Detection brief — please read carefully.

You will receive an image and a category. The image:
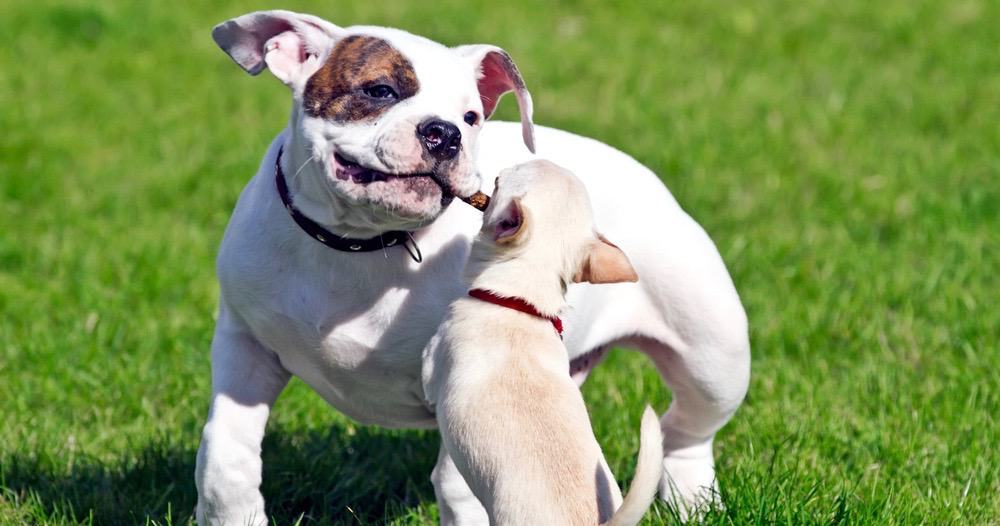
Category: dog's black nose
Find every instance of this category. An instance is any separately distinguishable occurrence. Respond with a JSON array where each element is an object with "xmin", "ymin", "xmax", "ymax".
[{"xmin": 417, "ymin": 119, "xmax": 462, "ymax": 161}]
